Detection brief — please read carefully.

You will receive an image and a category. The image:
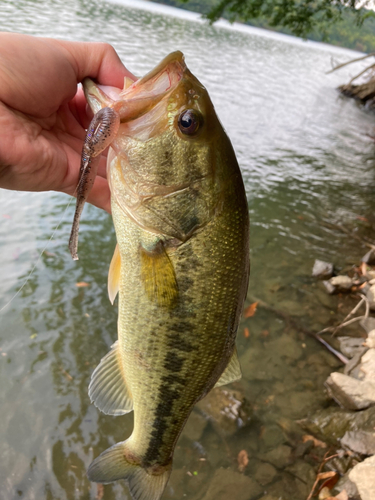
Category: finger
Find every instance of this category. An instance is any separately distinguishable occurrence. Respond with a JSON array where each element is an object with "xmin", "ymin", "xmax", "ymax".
[{"xmin": 57, "ymin": 40, "xmax": 136, "ymax": 88}]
